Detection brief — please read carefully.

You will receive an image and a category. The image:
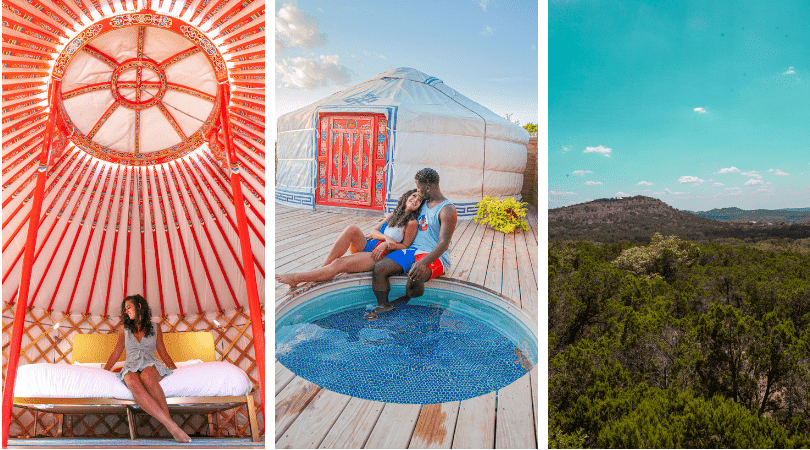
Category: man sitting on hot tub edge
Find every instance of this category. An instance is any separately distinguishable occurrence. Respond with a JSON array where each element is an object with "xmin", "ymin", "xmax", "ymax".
[{"xmin": 364, "ymin": 167, "xmax": 458, "ymax": 321}]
